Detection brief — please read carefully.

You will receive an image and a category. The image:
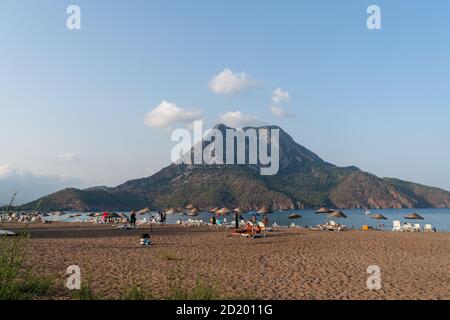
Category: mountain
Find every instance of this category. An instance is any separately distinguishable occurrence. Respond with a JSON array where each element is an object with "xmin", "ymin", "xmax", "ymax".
[{"xmin": 11, "ymin": 124, "xmax": 450, "ymax": 212}]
